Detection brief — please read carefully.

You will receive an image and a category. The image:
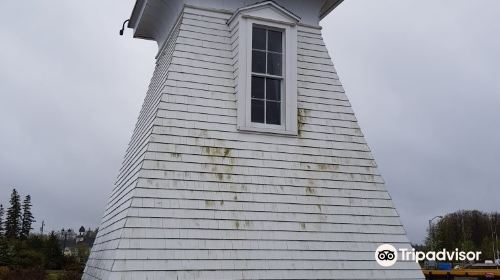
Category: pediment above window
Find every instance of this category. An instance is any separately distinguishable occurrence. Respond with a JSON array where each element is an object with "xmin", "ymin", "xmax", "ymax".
[{"xmin": 228, "ymin": 1, "xmax": 301, "ymax": 26}]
